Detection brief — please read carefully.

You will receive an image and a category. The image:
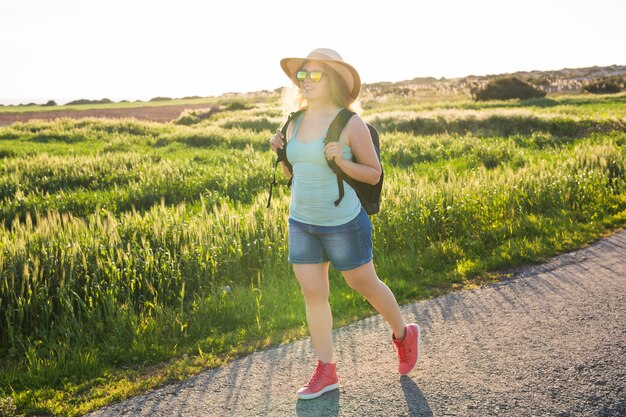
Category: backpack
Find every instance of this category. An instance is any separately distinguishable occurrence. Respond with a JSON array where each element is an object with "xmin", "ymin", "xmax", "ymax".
[{"xmin": 267, "ymin": 108, "xmax": 383, "ymax": 215}]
